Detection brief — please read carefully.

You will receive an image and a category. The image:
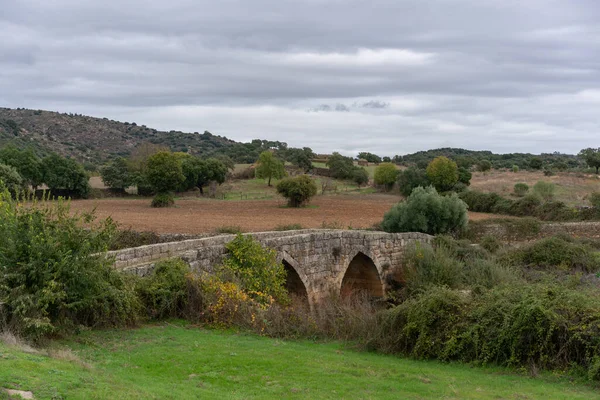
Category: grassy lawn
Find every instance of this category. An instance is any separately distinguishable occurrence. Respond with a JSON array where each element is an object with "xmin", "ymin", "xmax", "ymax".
[{"xmin": 2, "ymin": 324, "xmax": 599, "ymax": 399}]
